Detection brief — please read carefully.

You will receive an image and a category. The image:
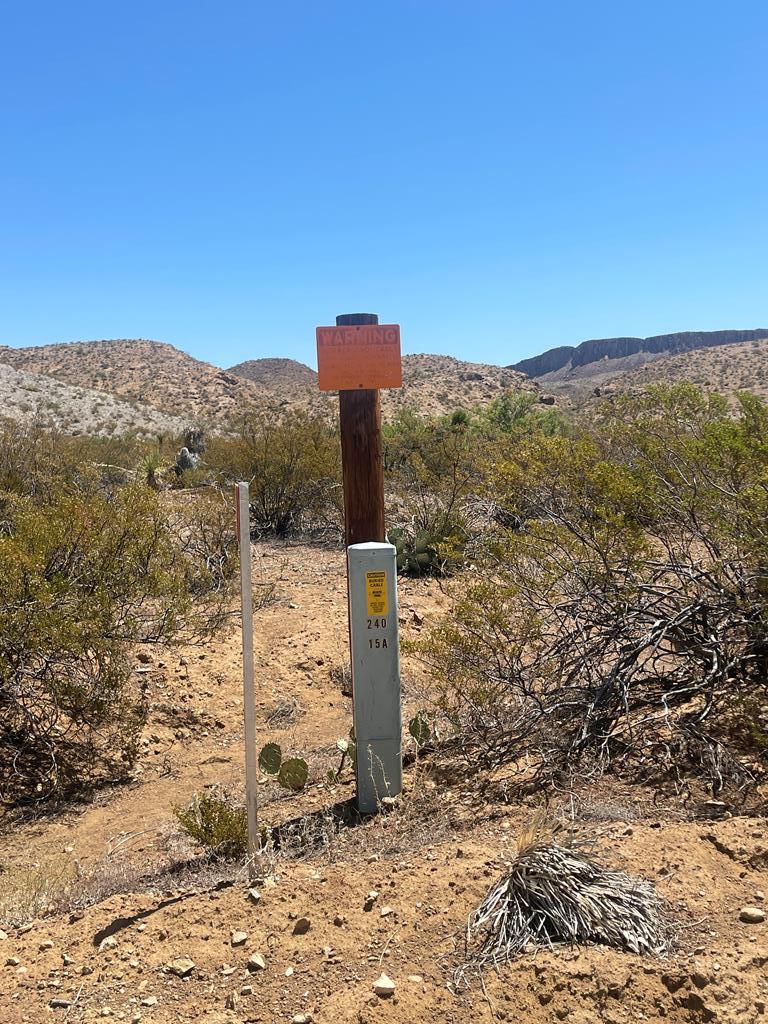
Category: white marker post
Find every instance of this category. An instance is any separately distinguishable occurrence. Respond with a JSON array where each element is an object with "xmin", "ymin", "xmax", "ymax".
[
  {"xmin": 236, "ymin": 482, "xmax": 259, "ymax": 877},
  {"xmin": 347, "ymin": 542, "xmax": 402, "ymax": 813}
]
